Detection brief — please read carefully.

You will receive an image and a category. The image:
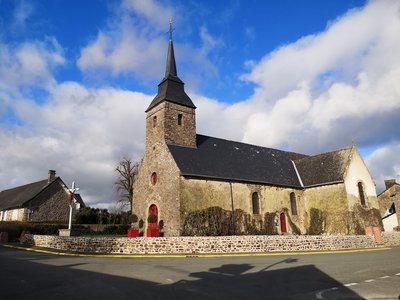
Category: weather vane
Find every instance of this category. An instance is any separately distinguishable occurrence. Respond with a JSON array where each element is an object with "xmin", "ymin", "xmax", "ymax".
[{"xmin": 169, "ymin": 18, "xmax": 174, "ymax": 41}]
